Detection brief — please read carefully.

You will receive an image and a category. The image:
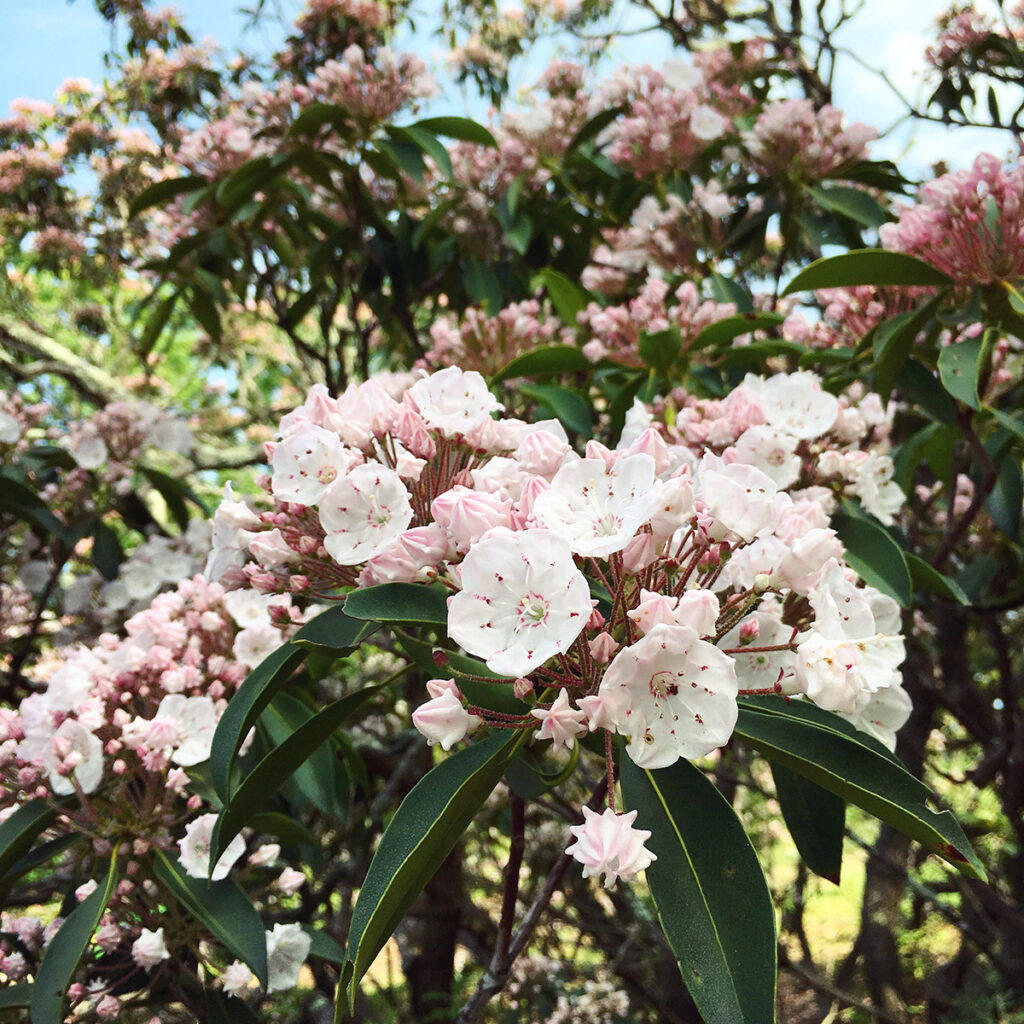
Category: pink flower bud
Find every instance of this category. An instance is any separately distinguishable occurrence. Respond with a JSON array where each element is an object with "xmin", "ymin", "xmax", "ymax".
[
  {"xmin": 588, "ymin": 632, "xmax": 619, "ymax": 664},
  {"xmin": 739, "ymin": 620, "xmax": 760, "ymax": 645},
  {"xmin": 513, "ymin": 677, "xmax": 534, "ymax": 699},
  {"xmin": 621, "ymin": 532, "xmax": 655, "ymax": 574}
]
